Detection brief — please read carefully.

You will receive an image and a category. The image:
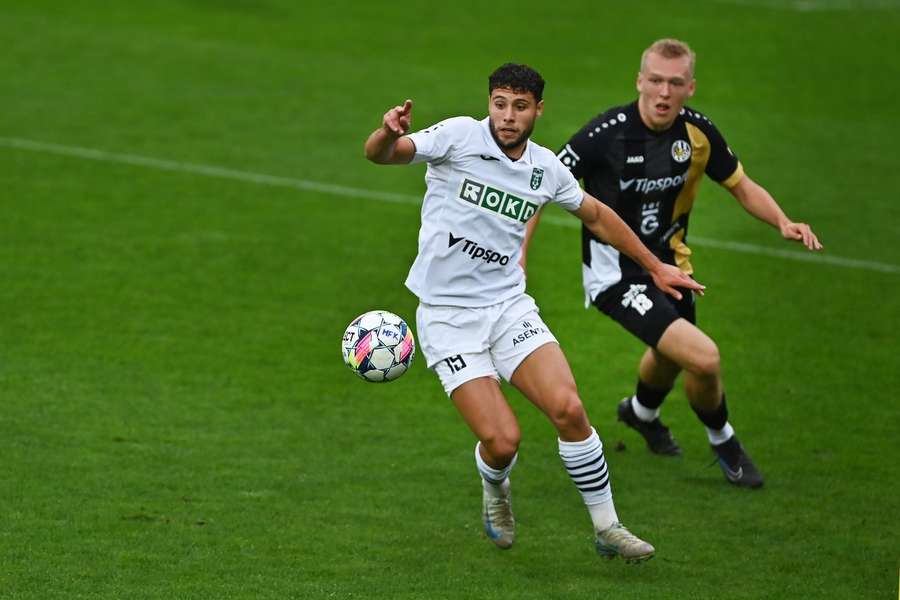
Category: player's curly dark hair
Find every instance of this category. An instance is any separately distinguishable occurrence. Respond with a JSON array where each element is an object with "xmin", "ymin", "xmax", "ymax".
[{"xmin": 488, "ymin": 63, "xmax": 544, "ymax": 102}]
